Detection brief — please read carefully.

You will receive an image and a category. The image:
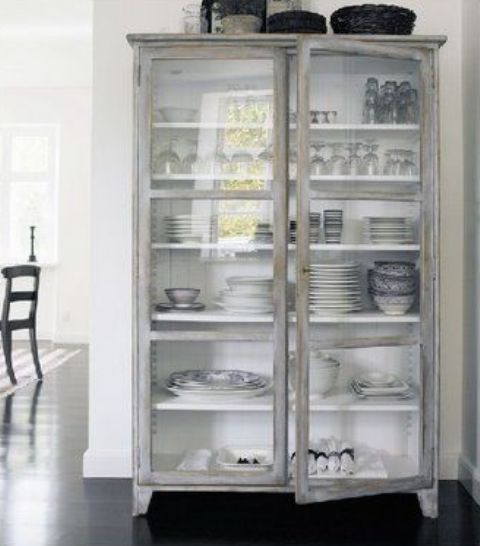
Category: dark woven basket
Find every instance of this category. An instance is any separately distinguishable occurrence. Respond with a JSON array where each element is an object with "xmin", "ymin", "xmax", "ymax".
[
  {"xmin": 331, "ymin": 4, "xmax": 416, "ymax": 35},
  {"xmin": 267, "ymin": 10, "xmax": 327, "ymax": 33}
]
